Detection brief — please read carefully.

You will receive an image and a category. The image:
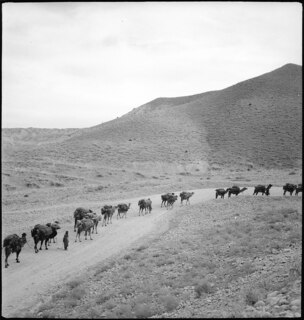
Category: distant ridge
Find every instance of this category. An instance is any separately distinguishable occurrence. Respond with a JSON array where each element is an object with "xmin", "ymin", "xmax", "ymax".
[{"xmin": 2, "ymin": 63, "xmax": 302, "ymax": 173}]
